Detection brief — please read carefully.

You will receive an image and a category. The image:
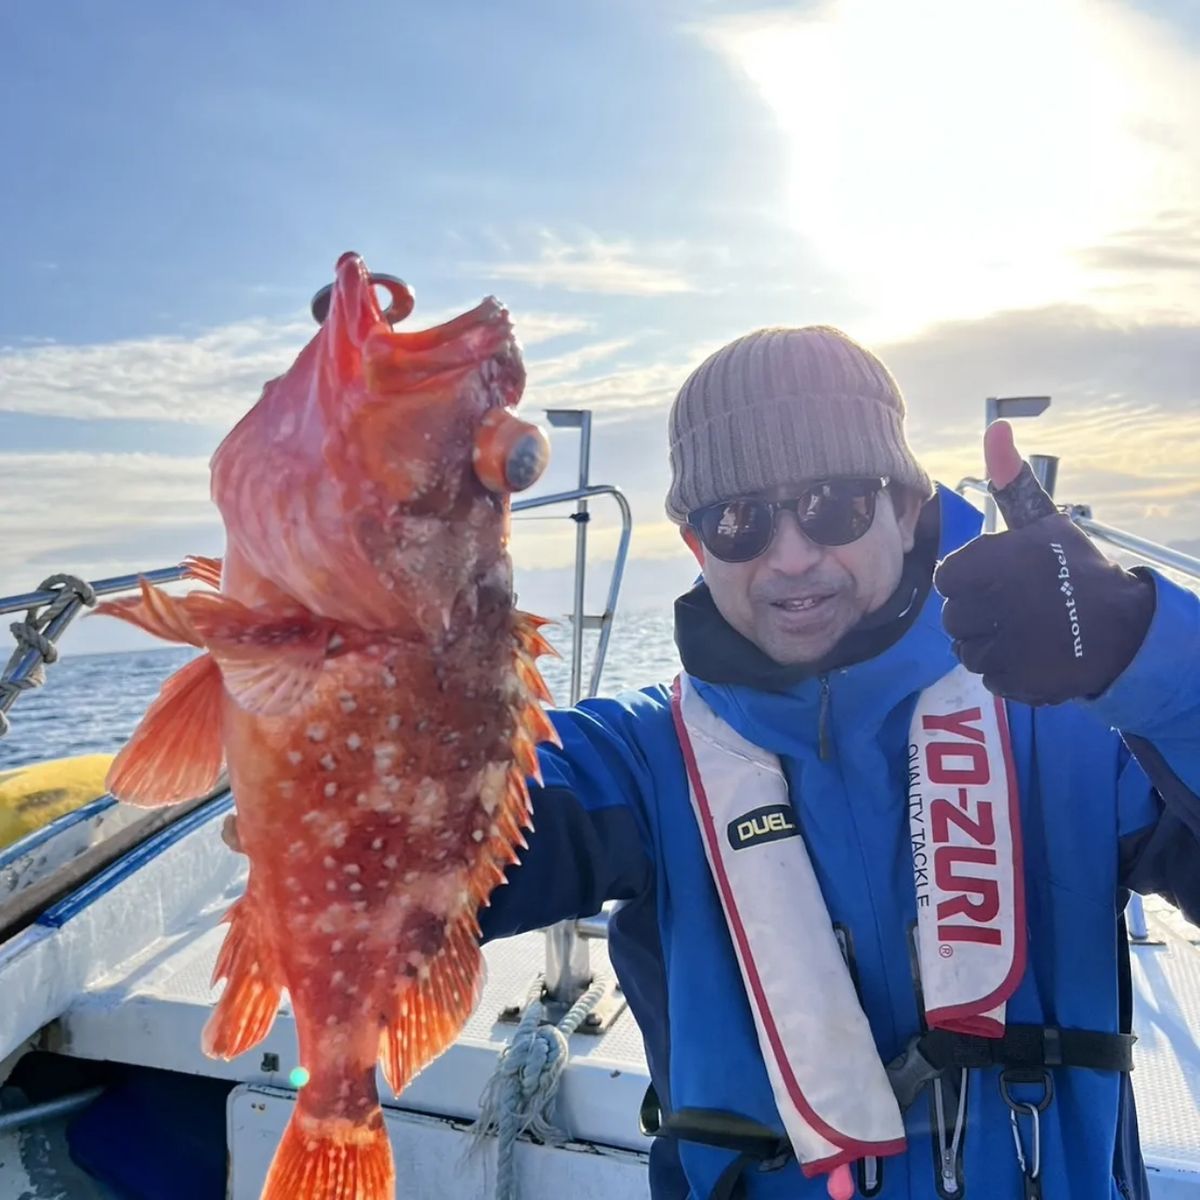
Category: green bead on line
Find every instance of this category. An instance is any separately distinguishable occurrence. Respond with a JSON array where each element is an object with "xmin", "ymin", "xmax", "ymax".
[{"xmin": 289, "ymin": 1066, "xmax": 310, "ymax": 1088}]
